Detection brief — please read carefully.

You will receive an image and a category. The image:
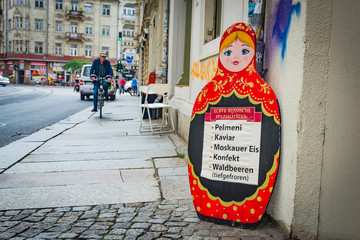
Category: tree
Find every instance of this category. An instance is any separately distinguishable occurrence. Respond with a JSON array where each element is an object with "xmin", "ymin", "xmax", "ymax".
[{"xmin": 62, "ymin": 58, "xmax": 91, "ymax": 74}]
